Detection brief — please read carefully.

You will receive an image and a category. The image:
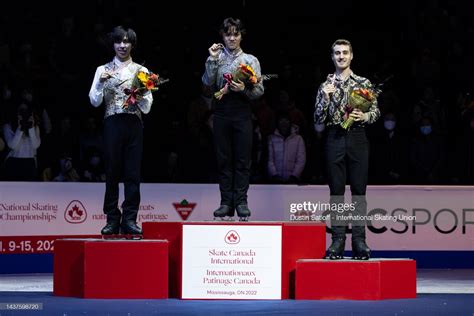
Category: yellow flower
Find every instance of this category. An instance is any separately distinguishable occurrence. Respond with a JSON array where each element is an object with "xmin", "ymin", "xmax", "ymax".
[{"xmin": 137, "ymin": 71, "xmax": 148, "ymax": 85}]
